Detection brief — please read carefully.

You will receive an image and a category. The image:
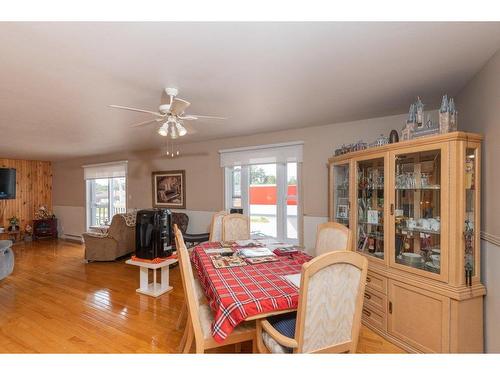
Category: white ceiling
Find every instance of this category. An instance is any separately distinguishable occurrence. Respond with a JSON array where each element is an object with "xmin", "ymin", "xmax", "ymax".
[{"xmin": 0, "ymin": 22, "xmax": 499, "ymax": 161}]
